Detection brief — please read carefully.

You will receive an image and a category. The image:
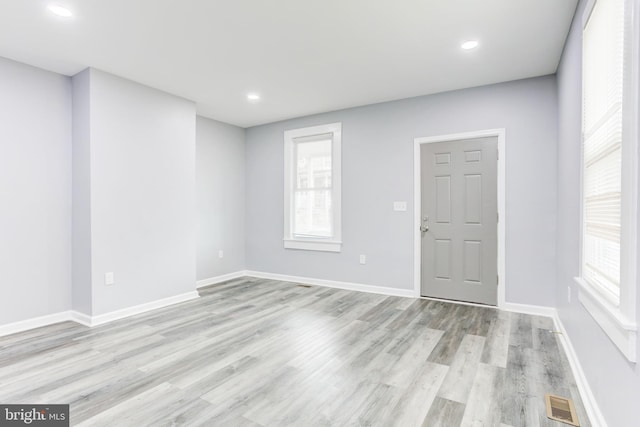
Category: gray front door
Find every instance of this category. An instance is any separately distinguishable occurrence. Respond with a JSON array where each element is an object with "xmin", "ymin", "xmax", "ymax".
[{"xmin": 420, "ymin": 137, "xmax": 498, "ymax": 305}]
